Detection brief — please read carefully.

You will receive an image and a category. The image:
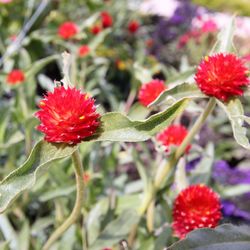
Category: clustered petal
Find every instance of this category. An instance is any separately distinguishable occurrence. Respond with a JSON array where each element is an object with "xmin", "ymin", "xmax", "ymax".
[
  {"xmin": 128, "ymin": 20, "xmax": 139, "ymax": 33},
  {"xmin": 78, "ymin": 45, "xmax": 90, "ymax": 57},
  {"xmin": 156, "ymin": 124, "xmax": 190, "ymax": 153},
  {"xmin": 7, "ymin": 69, "xmax": 25, "ymax": 85},
  {"xmin": 195, "ymin": 53, "xmax": 249, "ymax": 101},
  {"xmin": 101, "ymin": 11, "xmax": 113, "ymax": 28},
  {"xmin": 58, "ymin": 21, "xmax": 78, "ymax": 39},
  {"xmin": 173, "ymin": 184, "xmax": 222, "ymax": 239},
  {"xmin": 91, "ymin": 25, "xmax": 102, "ymax": 35},
  {"xmin": 138, "ymin": 79, "xmax": 166, "ymax": 107},
  {"xmin": 35, "ymin": 86, "xmax": 100, "ymax": 145}
]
